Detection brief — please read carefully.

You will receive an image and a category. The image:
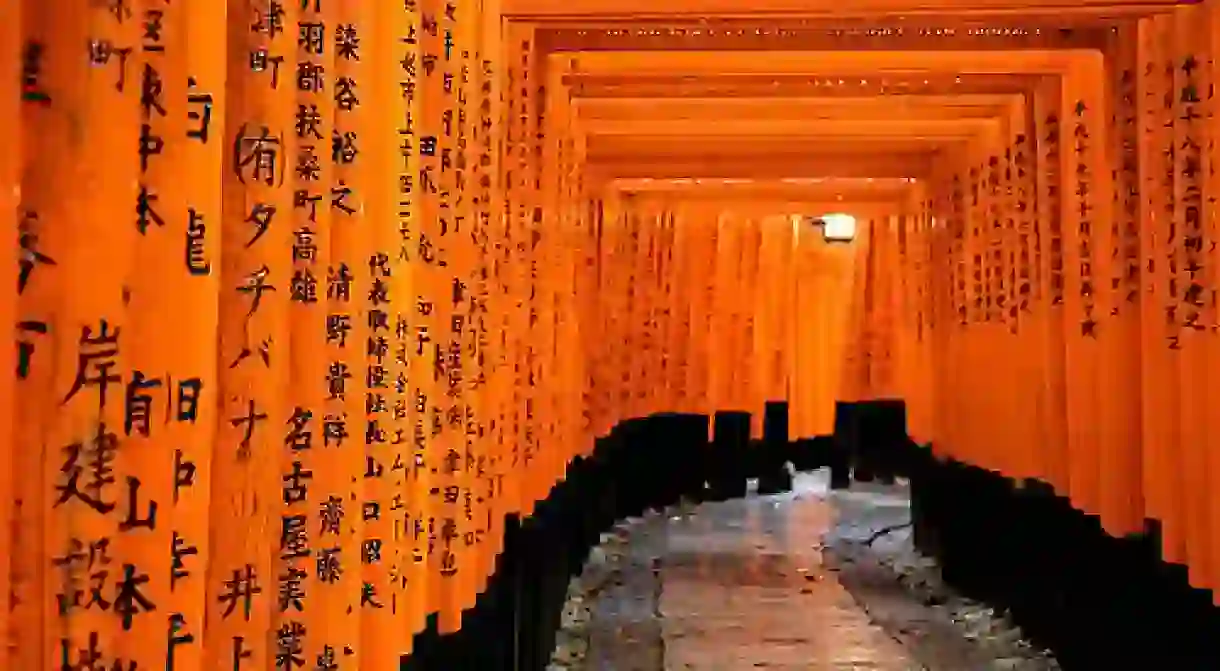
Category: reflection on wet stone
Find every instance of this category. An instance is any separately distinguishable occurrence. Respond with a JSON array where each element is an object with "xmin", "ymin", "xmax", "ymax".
[{"xmin": 552, "ymin": 472, "xmax": 1058, "ymax": 670}]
